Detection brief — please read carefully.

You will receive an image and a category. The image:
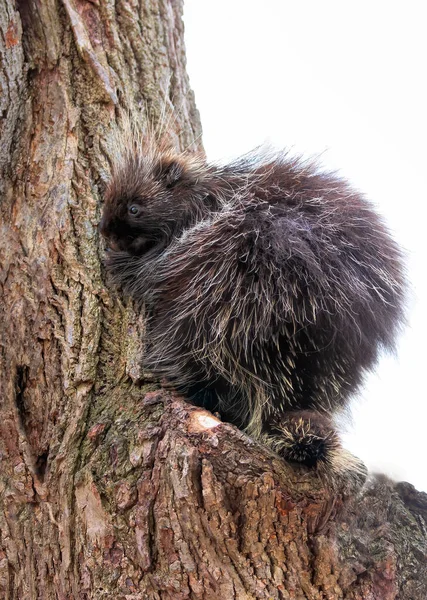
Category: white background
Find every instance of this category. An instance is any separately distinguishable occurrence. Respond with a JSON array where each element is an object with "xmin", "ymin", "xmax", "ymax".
[{"xmin": 183, "ymin": 0, "xmax": 427, "ymax": 492}]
